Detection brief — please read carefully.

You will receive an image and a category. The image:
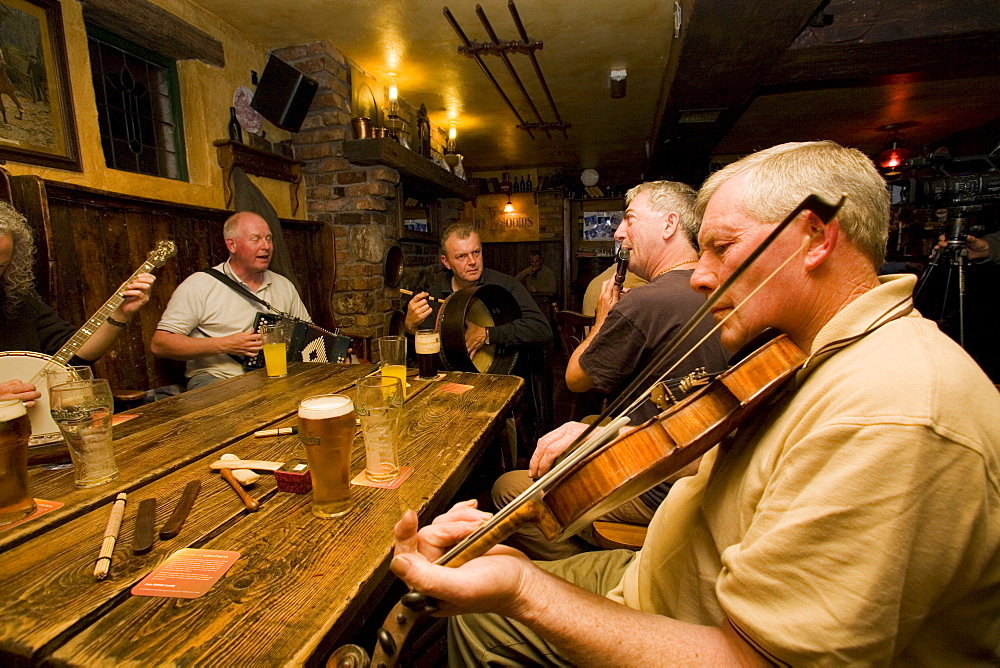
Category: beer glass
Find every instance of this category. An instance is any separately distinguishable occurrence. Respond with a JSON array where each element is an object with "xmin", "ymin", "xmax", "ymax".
[
  {"xmin": 378, "ymin": 336, "xmax": 407, "ymax": 395},
  {"xmin": 298, "ymin": 394, "xmax": 355, "ymax": 518},
  {"xmin": 0, "ymin": 399, "xmax": 35, "ymax": 525},
  {"xmin": 414, "ymin": 330, "xmax": 440, "ymax": 380},
  {"xmin": 356, "ymin": 376, "xmax": 402, "ymax": 482},
  {"xmin": 42, "ymin": 365, "xmax": 95, "ymax": 391},
  {"xmin": 260, "ymin": 323, "xmax": 289, "ymax": 377},
  {"xmin": 49, "ymin": 379, "xmax": 118, "ymax": 488}
]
